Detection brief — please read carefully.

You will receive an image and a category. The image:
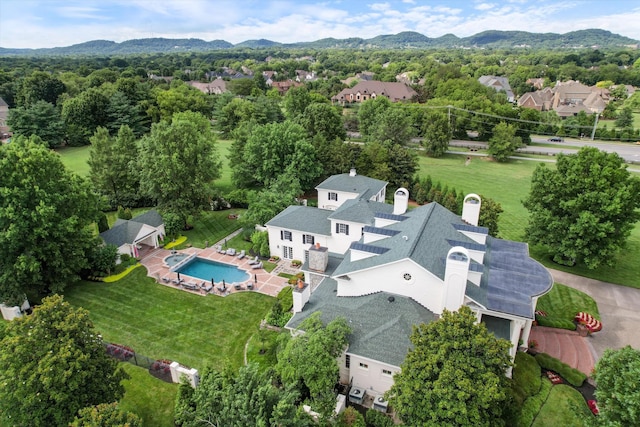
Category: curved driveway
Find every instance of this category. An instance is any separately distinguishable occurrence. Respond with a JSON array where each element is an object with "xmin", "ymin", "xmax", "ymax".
[{"xmin": 548, "ymin": 268, "xmax": 640, "ymax": 360}]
